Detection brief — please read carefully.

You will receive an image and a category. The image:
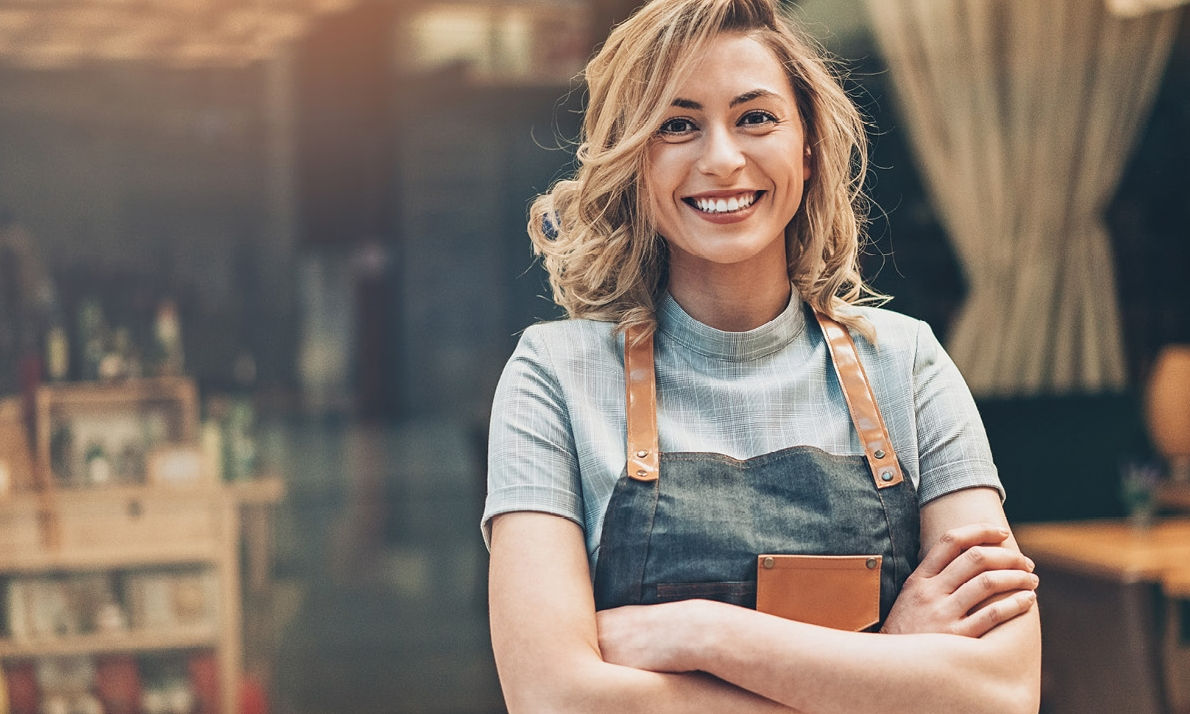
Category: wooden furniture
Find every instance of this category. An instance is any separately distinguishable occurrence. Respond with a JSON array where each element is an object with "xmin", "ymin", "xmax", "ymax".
[
  {"xmin": 1157, "ymin": 482, "xmax": 1190, "ymax": 513},
  {"xmin": 1016, "ymin": 519, "xmax": 1190, "ymax": 714},
  {"xmin": 0, "ymin": 396, "xmax": 35, "ymax": 494},
  {"xmin": 1016, "ymin": 518, "xmax": 1190, "ymax": 586},
  {"xmin": 35, "ymin": 377, "xmax": 201, "ymax": 490},
  {"xmin": 1, "ymin": 379, "xmax": 251, "ymax": 713},
  {"xmin": 0, "ymin": 486, "xmax": 242, "ymax": 713}
]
